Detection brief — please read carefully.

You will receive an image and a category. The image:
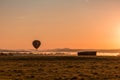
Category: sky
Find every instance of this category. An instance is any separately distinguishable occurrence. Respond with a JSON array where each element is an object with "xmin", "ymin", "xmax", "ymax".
[{"xmin": 1, "ymin": 0, "xmax": 120, "ymax": 50}]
